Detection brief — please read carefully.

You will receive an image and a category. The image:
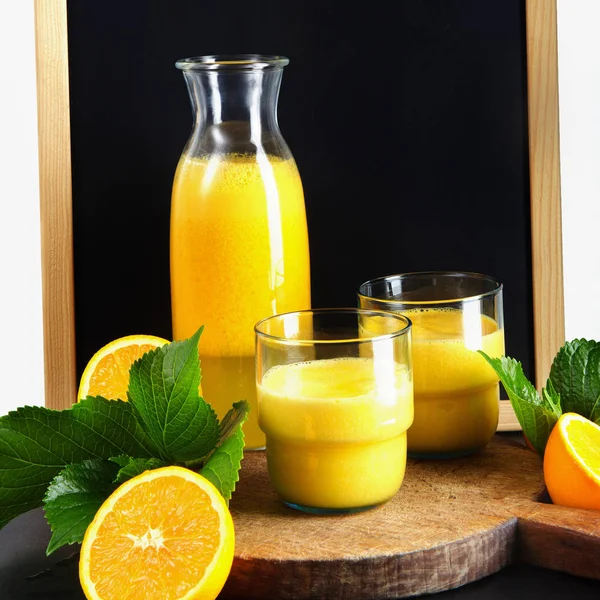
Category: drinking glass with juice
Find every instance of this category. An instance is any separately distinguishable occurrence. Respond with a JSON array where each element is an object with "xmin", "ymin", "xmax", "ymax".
[
  {"xmin": 170, "ymin": 56, "xmax": 311, "ymax": 449},
  {"xmin": 358, "ymin": 272, "xmax": 504, "ymax": 458},
  {"xmin": 255, "ymin": 309, "xmax": 413, "ymax": 513}
]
